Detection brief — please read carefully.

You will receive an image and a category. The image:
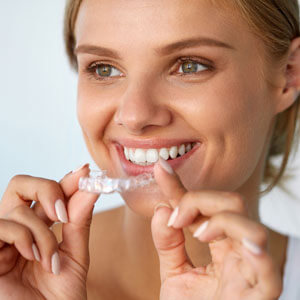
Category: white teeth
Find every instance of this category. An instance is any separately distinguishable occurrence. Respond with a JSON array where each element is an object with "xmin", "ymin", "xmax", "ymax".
[
  {"xmin": 186, "ymin": 143, "xmax": 192, "ymax": 152},
  {"xmin": 146, "ymin": 149, "xmax": 158, "ymax": 163},
  {"xmin": 124, "ymin": 147, "xmax": 129, "ymax": 160},
  {"xmin": 159, "ymin": 148, "xmax": 169, "ymax": 160},
  {"xmin": 169, "ymin": 146, "xmax": 178, "ymax": 159},
  {"xmin": 129, "ymin": 148, "xmax": 135, "ymax": 161},
  {"xmin": 123, "ymin": 142, "xmax": 196, "ymax": 165},
  {"xmin": 178, "ymin": 144, "xmax": 185, "ymax": 156},
  {"xmin": 134, "ymin": 149, "xmax": 146, "ymax": 163}
]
